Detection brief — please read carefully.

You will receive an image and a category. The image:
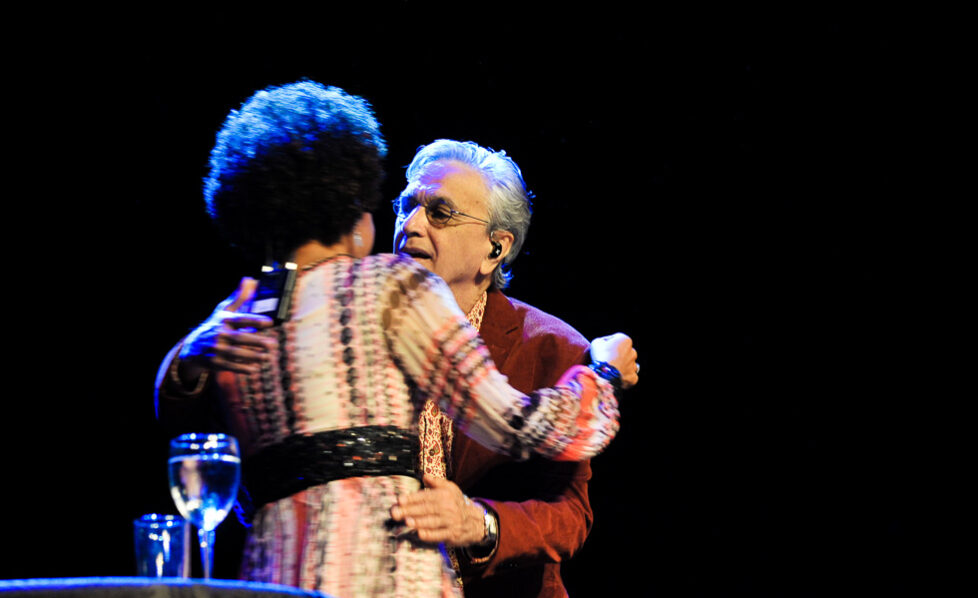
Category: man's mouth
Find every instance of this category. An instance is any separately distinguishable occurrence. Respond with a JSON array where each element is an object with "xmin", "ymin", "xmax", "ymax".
[{"xmin": 400, "ymin": 248, "xmax": 432, "ymax": 260}]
